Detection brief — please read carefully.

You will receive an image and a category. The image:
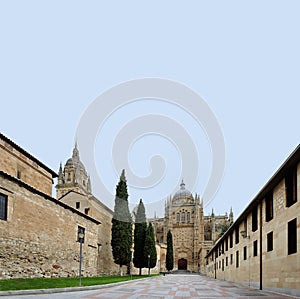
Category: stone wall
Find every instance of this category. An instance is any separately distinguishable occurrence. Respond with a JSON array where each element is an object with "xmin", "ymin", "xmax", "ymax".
[
  {"xmin": 0, "ymin": 137, "xmax": 54, "ymax": 196},
  {"xmin": 206, "ymin": 160, "xmax": 300, "ymax": 297},
  {"xmin": 59, "ymin": 191, "xmax": 120, "ymax": 276},
  {"xmin": 0, "ymin": 172, "xmax": 100, "ymax": 279}
]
